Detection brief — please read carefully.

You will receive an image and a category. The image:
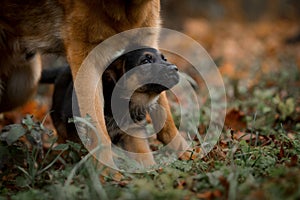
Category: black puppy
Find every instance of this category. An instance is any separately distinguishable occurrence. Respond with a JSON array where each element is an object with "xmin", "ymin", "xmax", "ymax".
[{"xmin": 41, "ymin": 47, "xmax": 179, "ymax": 165}]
